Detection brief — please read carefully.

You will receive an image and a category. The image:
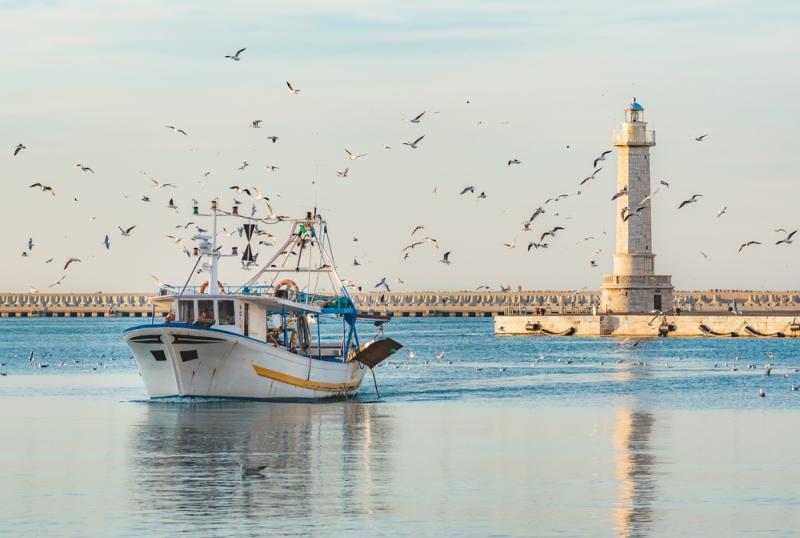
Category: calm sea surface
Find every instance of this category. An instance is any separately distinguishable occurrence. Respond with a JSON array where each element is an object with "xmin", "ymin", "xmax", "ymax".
[{"xmin": 1, "ymin": 318, "xmax": 799, "ymax": 537}]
